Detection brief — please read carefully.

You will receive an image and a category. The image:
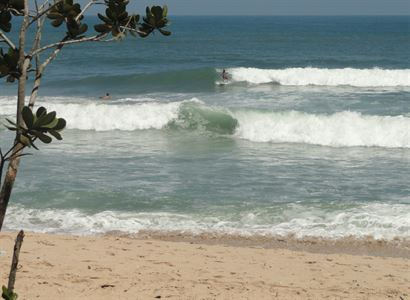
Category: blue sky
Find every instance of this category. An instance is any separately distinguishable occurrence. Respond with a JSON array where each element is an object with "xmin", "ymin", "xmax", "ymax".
[{"xmin": 122, "ymin": 0, "xmax": 410, "ymax": 16}]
